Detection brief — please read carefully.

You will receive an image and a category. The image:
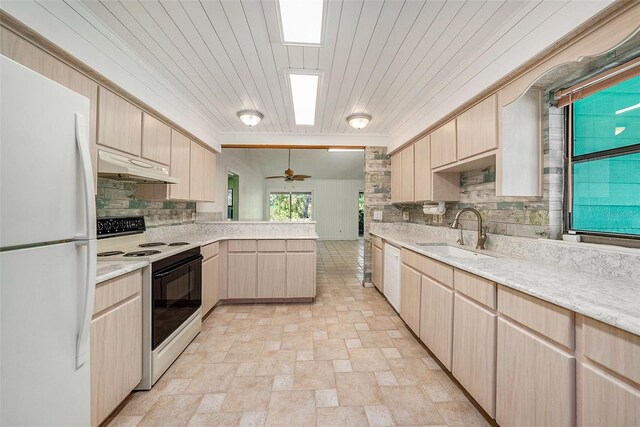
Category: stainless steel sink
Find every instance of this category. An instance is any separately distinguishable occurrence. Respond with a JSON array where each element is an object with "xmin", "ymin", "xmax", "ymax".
[{"xmin": 415, "ymin": 243, "xmax": 494, "ymax": 259}]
